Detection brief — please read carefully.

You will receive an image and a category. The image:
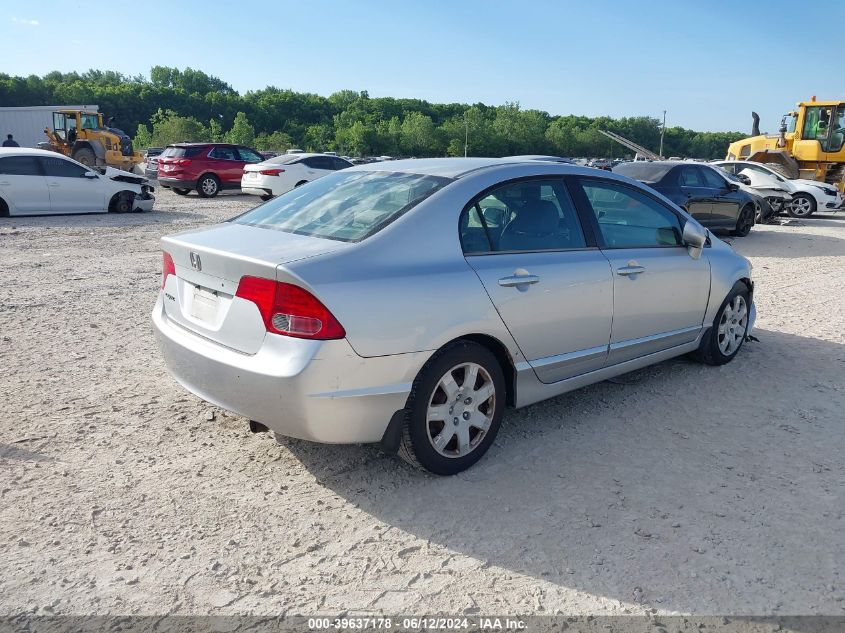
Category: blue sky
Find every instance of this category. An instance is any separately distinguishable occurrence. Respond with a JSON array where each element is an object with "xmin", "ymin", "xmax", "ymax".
[{"xmin": 4, "ymin": 0, "xmax": 843, "ymax": 132}]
